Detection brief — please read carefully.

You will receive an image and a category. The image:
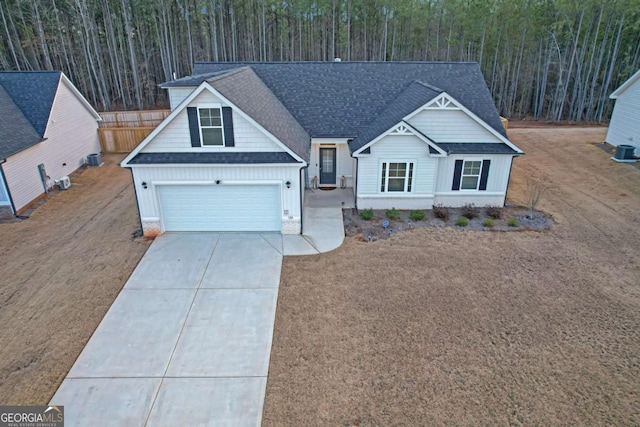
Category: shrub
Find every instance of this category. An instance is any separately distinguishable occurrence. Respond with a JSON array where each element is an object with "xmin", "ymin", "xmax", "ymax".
[
  {"xmin": 485, "ymin": 206, "xmax": 503, "ymax": 219},
  {"xmin": 483, "ymin": 218, "xmax": 495, "ymax": 227},
  {"xmin": 455, "ymin": 216, "xmax": 469, "ymax": 227},
  {"xmin": 432, "ymin": 204, "xmax": 449, "ymax": 221},
  {"xmin": 508, "ymin": 217, "xmax": 521, "ymax": 227},
  {"xmin": 409, "ymin": 210, "xmax": 426, "ymax": 221},
  {"xmin": 461, "ymin": 203, "xmax": 479, "ymax": 219},
  {"xmin": 359, "ymin": 208, "xmax": 374, "ymax": 221},
  {"xmin": 385, "ymin": 207, "xmax": 401, "ymax": 220}
]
